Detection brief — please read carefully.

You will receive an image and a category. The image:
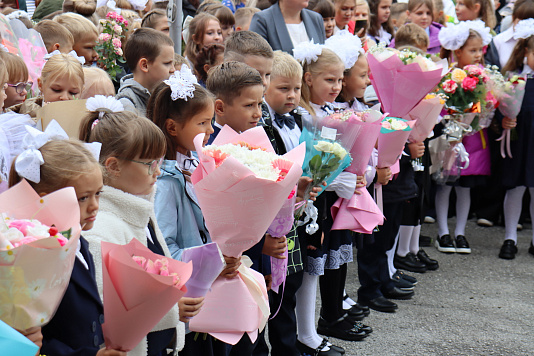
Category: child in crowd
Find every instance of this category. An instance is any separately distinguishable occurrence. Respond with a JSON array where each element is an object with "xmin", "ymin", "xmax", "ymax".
[
  {"xmin": 333, "ymin": 0, "xmax": 356, "ymax": 33},
  {"xmin": 389, "ymin": 3, "xmax": 408, "ymax": 33},
  {"xmin": 406, "ymin": 0, "xmax": 443, "ymax": 54},
  {"xmin": 368, "ymin": 0, "xmax": 393, "ymax": 45},
  {"xmin": 498, "ymin": 20, "xmax": 534, "ymax": 259},
  {"xmin": 9, "ymin": 138, "xmax": 125, "ymax": 356},
  {"xmin": 432, "ymin": 0, "xmax": 446, "ymax": 25},
  {"xmin": 455, "ymin": 0, "xmax": 496, "ymax": 29},
  {"xmin": 147, "ymin": 68, "xmax": 229, "ymax": 356},
  {"xmin": 116, "ymin": 28, "xmax": 175, "ymax": 116},
  {"xmin": 81, "ymin": 67, "xmax": 116, "ymax": 99},
  {"xmin": 199, "ymin": 2, "xmax": 236, "ymax": 40},
  {"xmin": 436, "ymin": 21, "xmax": 492, "ymax": 254},
  {"xmin": 309, "ymin": 0, "xmax": 336, "ymax": 38},
  {"xmin": 33, "ymin": 19, "xmax": 74, "ymax": 54},
  {"xmin": 184, "ymin": 13, "xmax": 223, "ymax": 71},
  {"xmin": 194, "ymin": 43, "xmax": 225, "ymax": 87},
  {"xmin": 2, "ymin": 52, "xmax": 30, "ymax": 111},
  {"xmin": 224, "ymin": 31, "xmax": 274, "ymax": 90},
  {"xmin": 350, "ymin": 0, "xmax": 375, "ymax": 50},
  {"xmin": 141, "ymin": 9, "xmax": 170, "ymax": 35},
  {"xmin": 53, "ymin": 13, "xmax": 99, "ymax": 65},
  {"xmin": 394, "ymin": 23, "xmax": 430, "ymax": 53},
  {"xmin": 80, "ymin": 103, "xmax": 187, "ymax": 356},
  {"xmin": 234, "ymin": 7, "xmax": 260, "ymax": 31},
  {"xmin": 174, "ymin": 54, "xmax": 189, "ymax": 71}
]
